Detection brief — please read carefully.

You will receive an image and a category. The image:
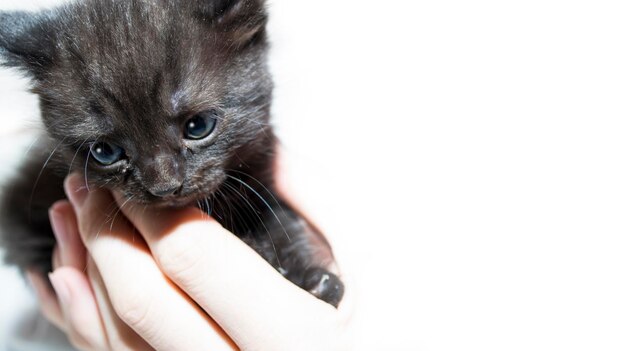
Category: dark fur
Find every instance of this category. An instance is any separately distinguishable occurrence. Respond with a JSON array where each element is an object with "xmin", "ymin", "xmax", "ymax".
[{"xmin": 0, "ymin": 0, "xmax": 343, "ymax": 307}]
